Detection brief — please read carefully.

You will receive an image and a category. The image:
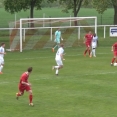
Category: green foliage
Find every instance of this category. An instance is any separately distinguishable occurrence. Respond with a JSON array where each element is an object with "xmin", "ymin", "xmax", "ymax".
[
  {"xmin": 59, "ymin": 0, "xmax": 85, "ymax": 17},
  {"xmin": 3, "ymin": 0, "xmax": 43, "ymax": 14},
  {"xmin": 92, "ymin": 0, "xmax": 117, "ymax": 14}
]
